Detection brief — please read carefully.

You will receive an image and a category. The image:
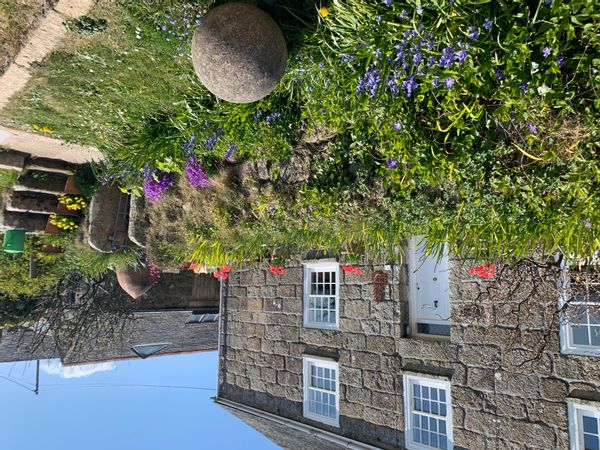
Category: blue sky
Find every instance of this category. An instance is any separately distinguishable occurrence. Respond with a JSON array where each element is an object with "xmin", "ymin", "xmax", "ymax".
[{"xmin": 0, "ymin": 352, "xmax": 278, "ymax": 450}]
